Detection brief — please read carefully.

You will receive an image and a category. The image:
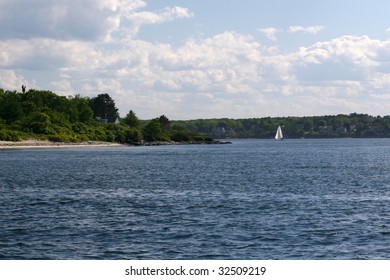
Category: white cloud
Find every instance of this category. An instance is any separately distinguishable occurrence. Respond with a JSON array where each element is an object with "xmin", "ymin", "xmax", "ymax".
[
  {"xmin": 257, "ymin": 25, "xmax": 324, "ymax": 42},
  {"xmin": 0, "ymin": 39, "xmax": 103, "ymax": 72},
  {"xmin": 0, "ymin": 0, "xmax": 193, "ymax": 41},
  {"xmin": 0, "ymin": 70, "xmax": 31, "ymax": 90},
  {"xmin": 295, "ymin": 35, "xmax": 382, "ymax": 74},
  {"xmin": 2, "ymin": 1, "xmax": 390, "ymax": 119},
  {"xmin": 122, "ymin": 5, "xmax": 193, "ymax": 37},
  {"xmin": 369, "ymin": 73, "xmax": 390, "ymax": 89},
  {"xmin": 258, "ymin": 26, "xmax": 324, "ymax": 41},
  {"xmin": 288, "ymin": 25, "xmax": 324, "ymax": 34},
  {"xmin": 7, "ymin": 31, "xmax": 390, "ymax": 118},
  {"xmin": 153, "ymin": 32, "xmax": 263, "ymax": 93},
  {"xmin": 257, "ymin": 27, "xmax": 281, "ymax": 41},
  {"xmin": 50, "ymin": 80, "xmax": 74, "ymax": 96},
  {"xmin": 0, "ymin": 0, "xmax": 122, "ymax": 41},
  {"xmin": 369, "ymin": 93, "xmax": 390, "ymax": 100}
]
